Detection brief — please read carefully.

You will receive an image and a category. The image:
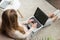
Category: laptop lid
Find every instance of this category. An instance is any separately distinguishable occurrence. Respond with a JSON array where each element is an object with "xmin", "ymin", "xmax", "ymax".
[{"xmin": 34, "ymin": 7, "xmax": 48, "ymax": 25}]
